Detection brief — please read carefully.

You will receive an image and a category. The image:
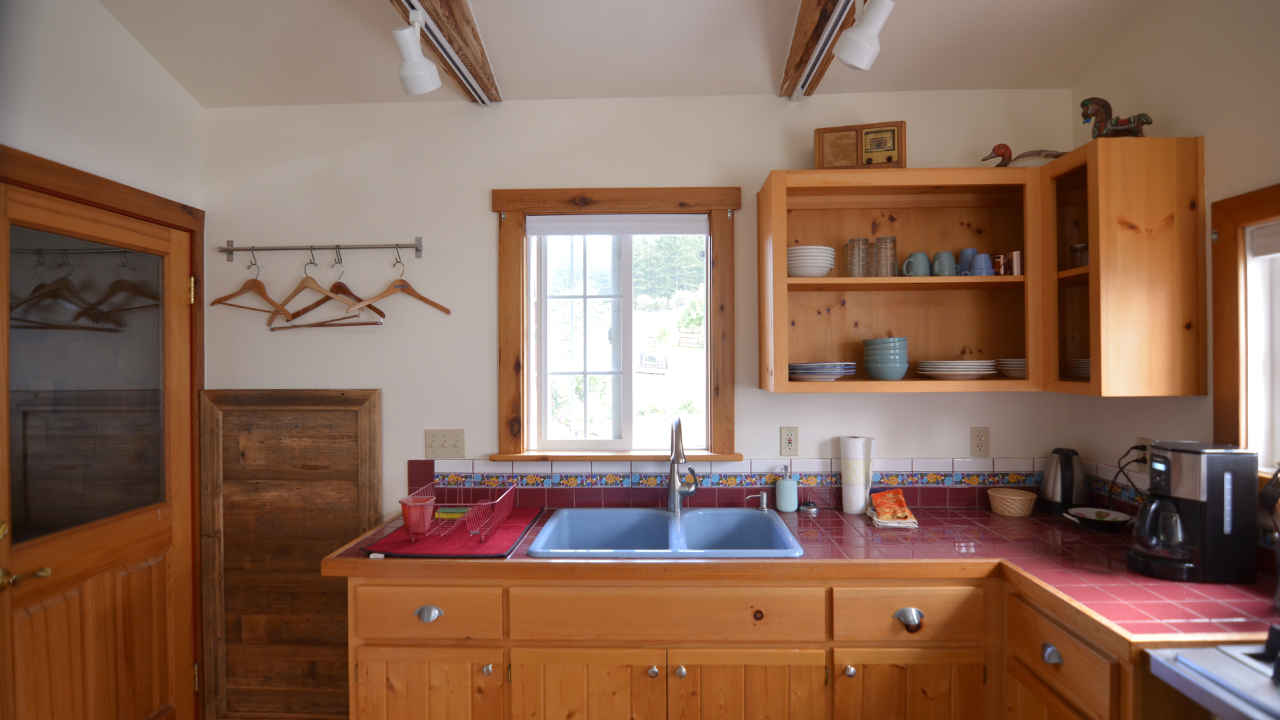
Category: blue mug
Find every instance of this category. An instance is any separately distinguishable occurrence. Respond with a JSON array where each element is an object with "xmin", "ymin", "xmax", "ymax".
[
  {"xmin": 970, "ymin": 253, "xmax": 994, "ymax": 276},
  {"xmin": 931, "ymin": 252, "xmax": 957, "ymax": 276},
  {"xmin": 901, "ymin": 252, "xmax": 932, "ymax": 277},
  {"xmin": 958, "ymin": 248, "xmax": 978, "ymax": 266}
]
